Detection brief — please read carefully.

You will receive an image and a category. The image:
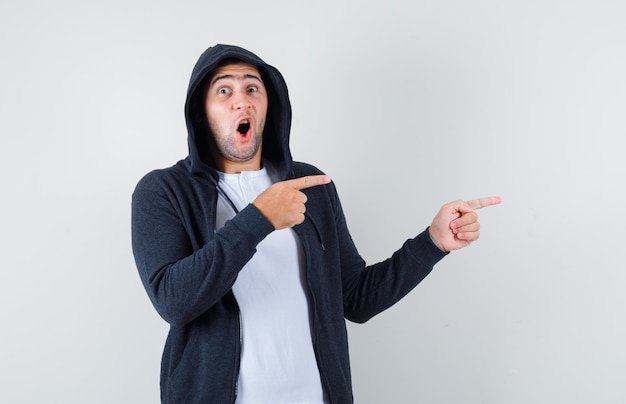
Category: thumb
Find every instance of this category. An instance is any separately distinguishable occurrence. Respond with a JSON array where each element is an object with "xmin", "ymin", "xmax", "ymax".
[{"xmin": 446, "ymin": 200, "xmax": 473, "ymax": 217}]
